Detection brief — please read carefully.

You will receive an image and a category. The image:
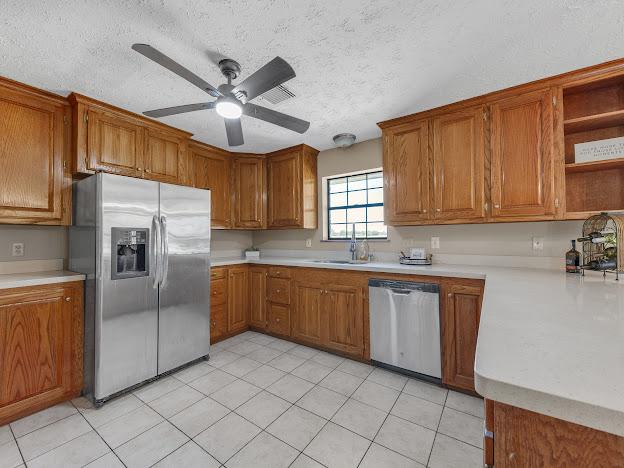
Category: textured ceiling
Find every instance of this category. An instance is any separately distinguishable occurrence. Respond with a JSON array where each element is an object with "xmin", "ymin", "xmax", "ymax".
[{"xmin": 1, "ymin": 1, "xmax": 623, "ymax": 152}]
